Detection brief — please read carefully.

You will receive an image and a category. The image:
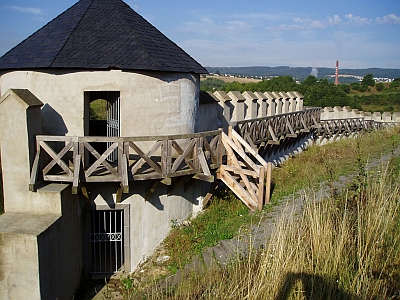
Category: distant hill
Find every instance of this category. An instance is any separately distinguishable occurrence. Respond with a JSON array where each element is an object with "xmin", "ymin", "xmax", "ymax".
[{"xmin": 205, "ymin": 66, "xmax": 400, "ymax": 81}]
